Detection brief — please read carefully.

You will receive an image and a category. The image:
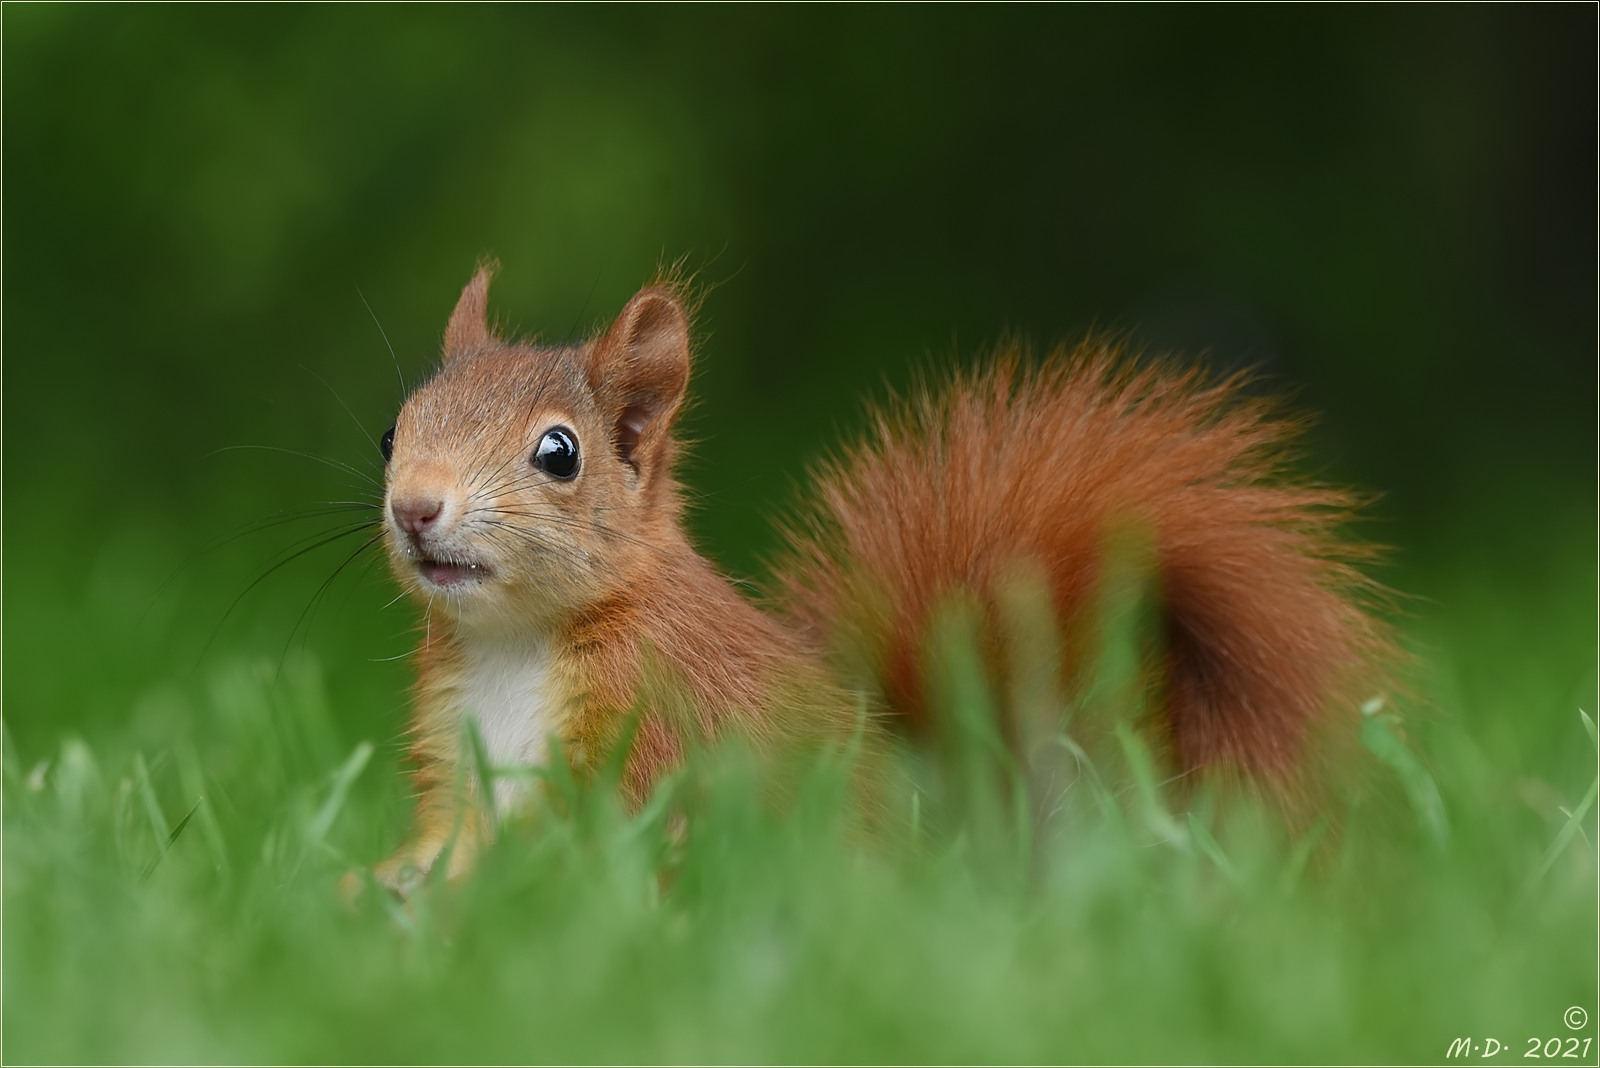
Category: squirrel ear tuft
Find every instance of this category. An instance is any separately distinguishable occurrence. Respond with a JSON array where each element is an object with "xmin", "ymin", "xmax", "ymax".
[
  {"xmin": 442, "ymin": 260, "xmax": 500, "ymax": 361},
  {"xmin": 589, "ymin": 286, "xmax": 691, "ymax": 471}
]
